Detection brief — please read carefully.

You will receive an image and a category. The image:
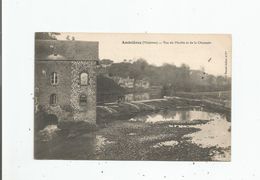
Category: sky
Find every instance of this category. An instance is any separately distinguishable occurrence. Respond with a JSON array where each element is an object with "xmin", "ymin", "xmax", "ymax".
[{"xmin": 57, "ymin": 33, "xmax": 232, "ymax": 76}]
